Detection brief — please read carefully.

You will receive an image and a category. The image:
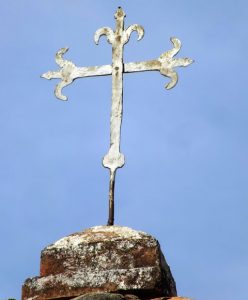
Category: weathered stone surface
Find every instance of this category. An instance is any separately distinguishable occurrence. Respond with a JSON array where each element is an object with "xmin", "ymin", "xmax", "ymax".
[{"xmin": 22, "ymin": 226, "xmax": 177, "ymax": 300}]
